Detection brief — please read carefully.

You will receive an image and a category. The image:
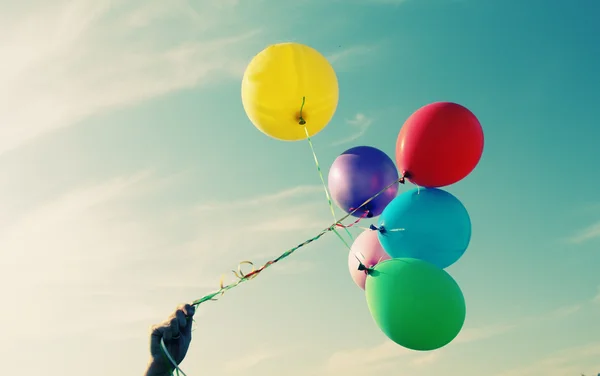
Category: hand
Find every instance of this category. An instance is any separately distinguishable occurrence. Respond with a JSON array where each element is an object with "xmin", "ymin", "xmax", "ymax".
[{"xmin": 145, "ymin": 304, "xmax": 196, "ymax": 376}]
